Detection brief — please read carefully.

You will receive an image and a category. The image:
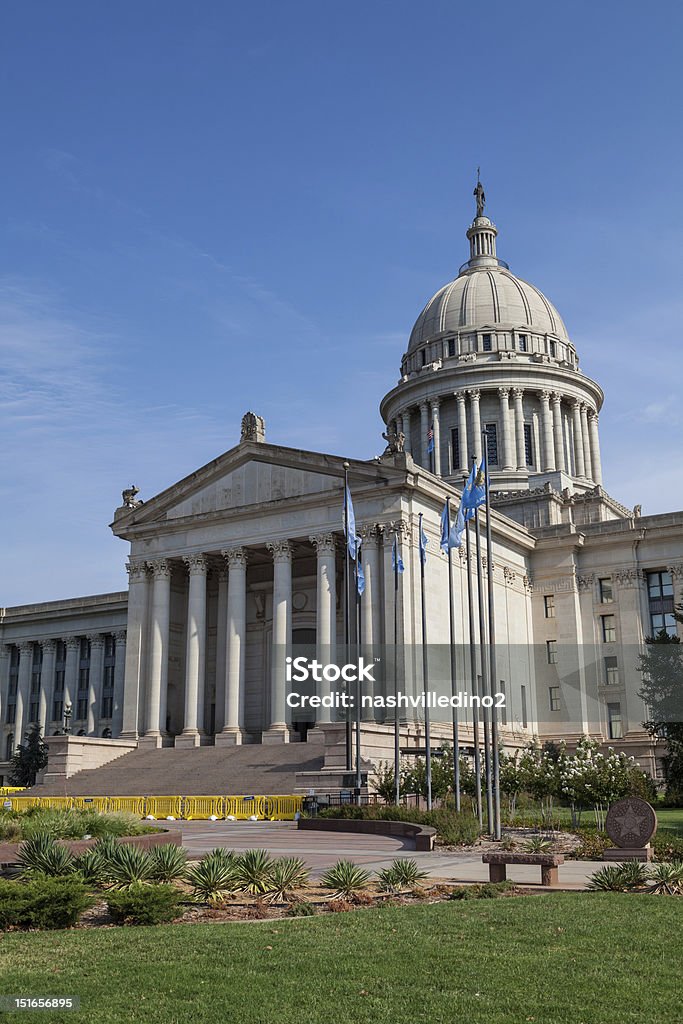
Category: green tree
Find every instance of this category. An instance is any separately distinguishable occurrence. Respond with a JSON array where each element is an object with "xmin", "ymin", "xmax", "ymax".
[
  {"xmin": 8, "ymin": 724, "xmax": 48, "ymax": 787},
  {"xmin": 638, "ymin": 605, "xmax": 683, "ymax": 805}
]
